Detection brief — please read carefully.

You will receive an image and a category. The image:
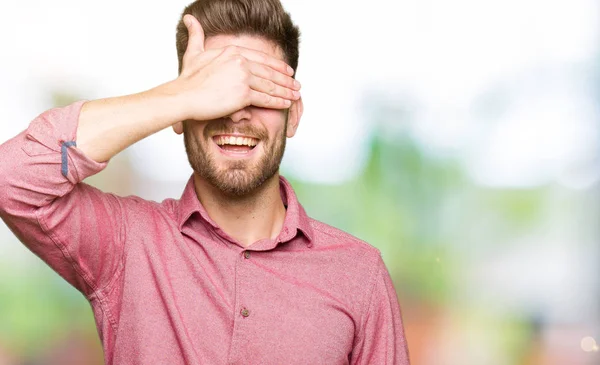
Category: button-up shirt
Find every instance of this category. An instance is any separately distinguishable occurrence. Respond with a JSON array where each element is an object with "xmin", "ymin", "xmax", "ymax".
[{"xmin": 0, "ymin": 101, "xmax": 410, "ymax": 364}]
